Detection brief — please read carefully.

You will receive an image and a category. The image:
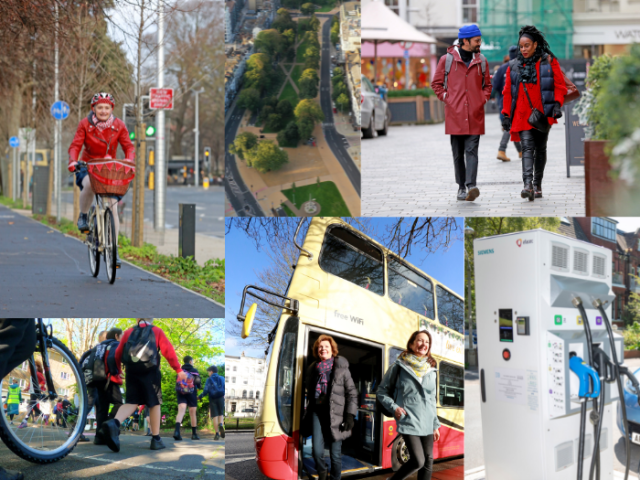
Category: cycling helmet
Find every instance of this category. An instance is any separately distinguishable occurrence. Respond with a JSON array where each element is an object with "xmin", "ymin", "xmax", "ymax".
[{"xmin": 91, "ymin": 92, "xmax": 115, "ymax": 108}]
